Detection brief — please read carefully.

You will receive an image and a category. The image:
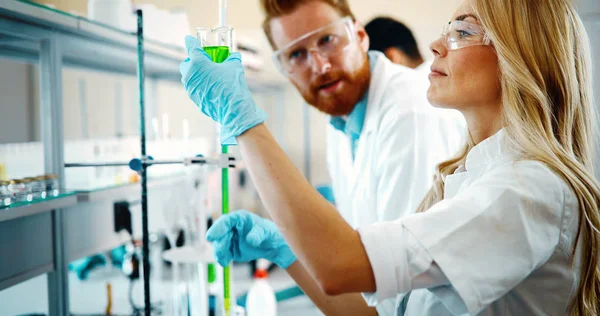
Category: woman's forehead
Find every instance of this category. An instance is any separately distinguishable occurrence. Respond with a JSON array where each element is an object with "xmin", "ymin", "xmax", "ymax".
[{"xmin": 451, "ymin": 0, "xmax": 479, "ymax": 23}]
